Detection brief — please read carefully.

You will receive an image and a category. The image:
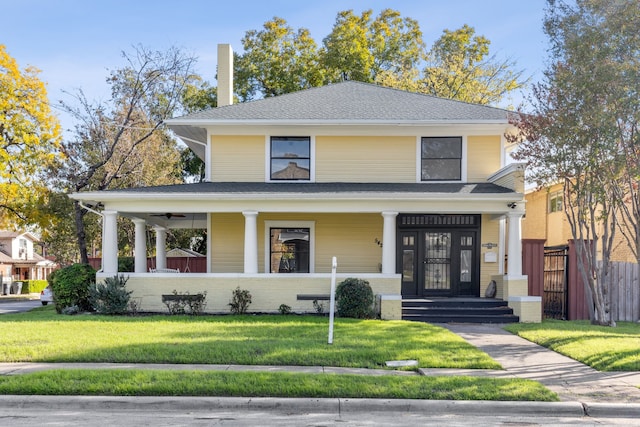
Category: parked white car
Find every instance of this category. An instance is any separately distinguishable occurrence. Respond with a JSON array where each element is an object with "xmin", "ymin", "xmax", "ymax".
[{"xmin": 40, "ymin": 285, "xmax": 54, "ymax": 306}]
